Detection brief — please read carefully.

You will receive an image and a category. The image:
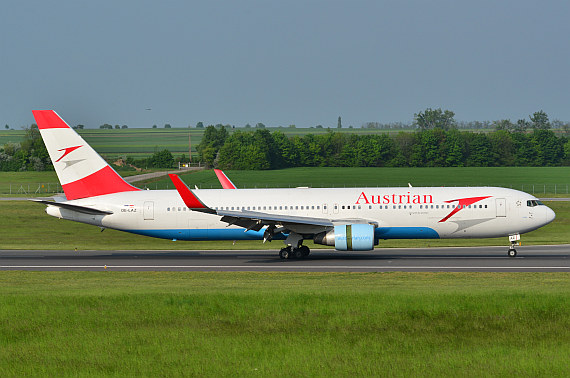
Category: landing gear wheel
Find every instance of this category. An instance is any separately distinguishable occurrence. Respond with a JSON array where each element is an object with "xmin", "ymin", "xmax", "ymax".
[
  {"xmin": 293, "ymin": 248, "xmax": 303, "ymax": 259},
  {"xmin": 279, "ymin": 247, "xmax": 291, "ymax": 259},
  {"xmin": 508, "ymin": 248, "xmax": 517, "ymax": 258},
  {"xmin": 299, "ymin": 245, "xmax": 310, "ymax": 257}
]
